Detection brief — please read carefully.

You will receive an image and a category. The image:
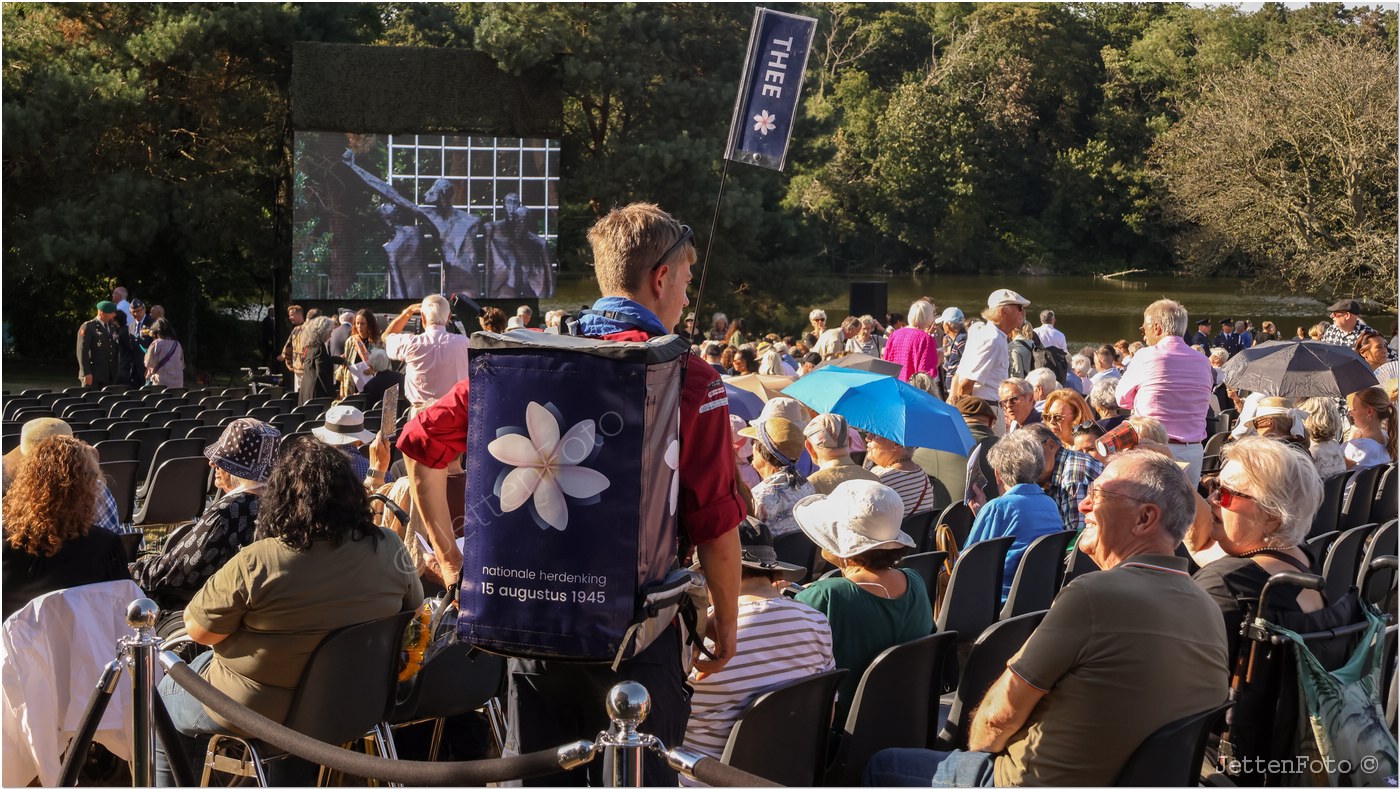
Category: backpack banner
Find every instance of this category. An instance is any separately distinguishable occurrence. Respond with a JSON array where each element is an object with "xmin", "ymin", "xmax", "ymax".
[{"xmin": 458, "ymin": 330, "xmax": 689, "ymax": 662}]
